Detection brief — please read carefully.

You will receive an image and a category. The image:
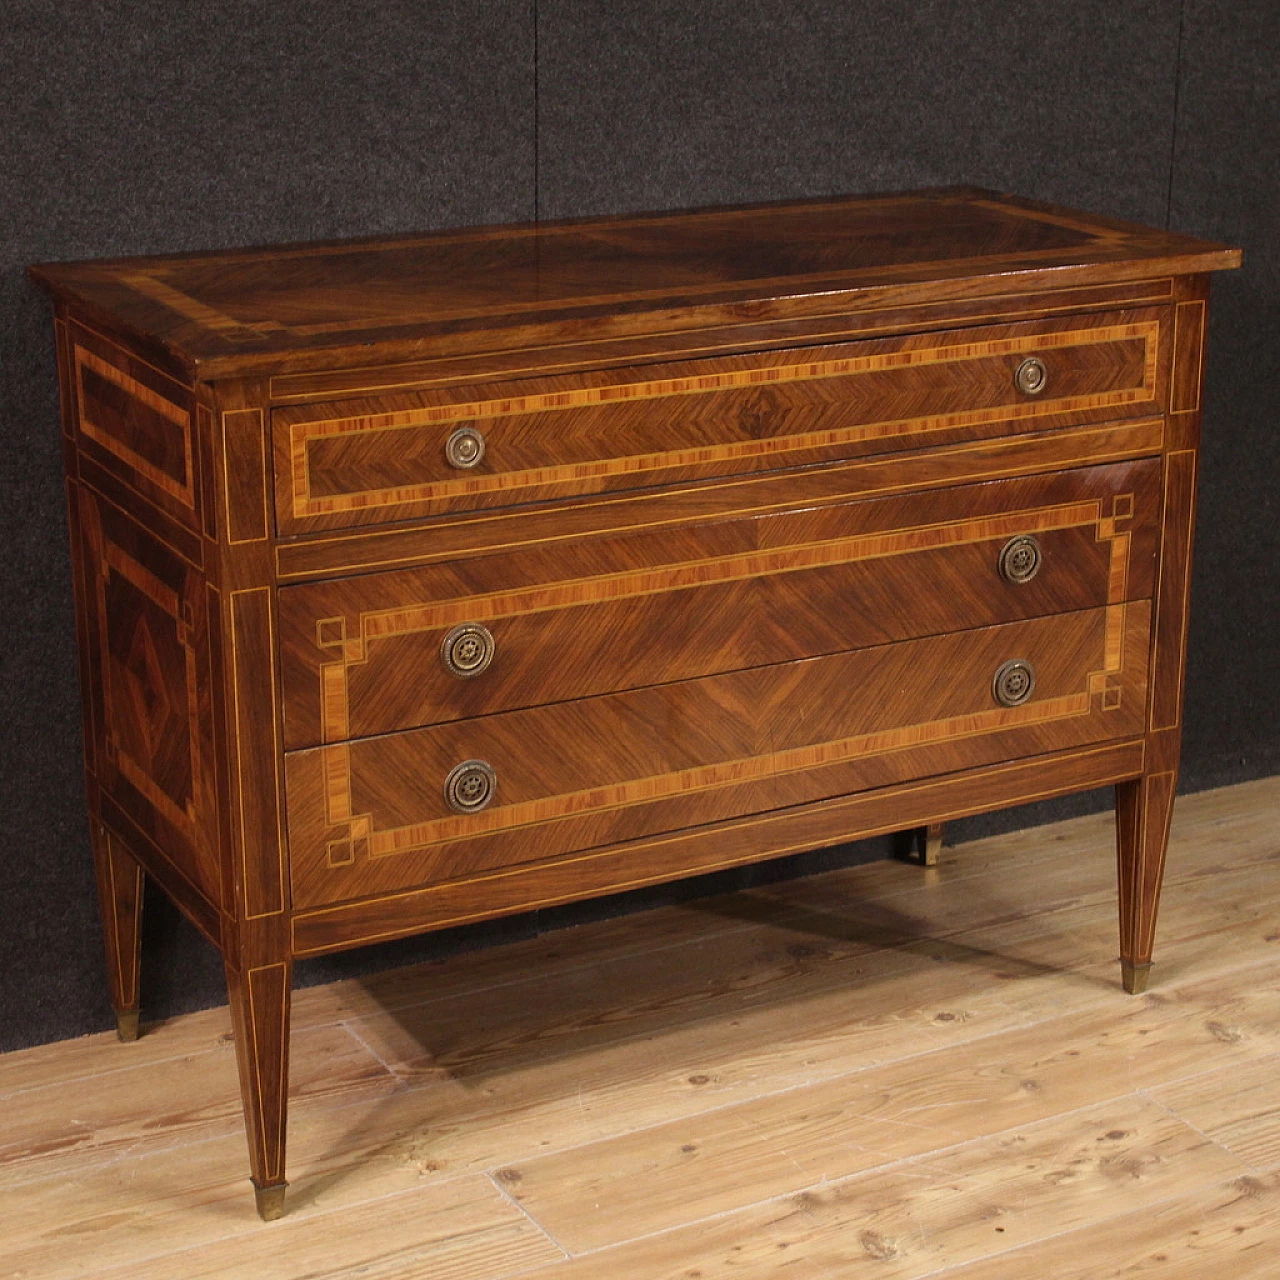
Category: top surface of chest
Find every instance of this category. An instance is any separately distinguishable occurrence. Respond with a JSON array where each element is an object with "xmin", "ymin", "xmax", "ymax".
[{"xmin": 28, "ymin": 189, "xmax": 1239, "ymax": 381}]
